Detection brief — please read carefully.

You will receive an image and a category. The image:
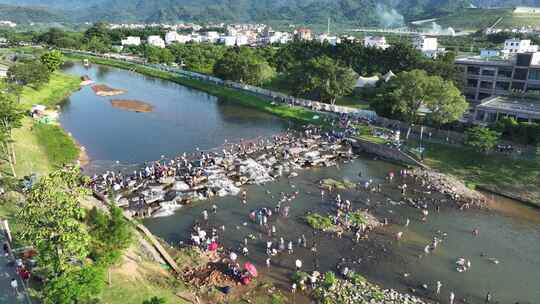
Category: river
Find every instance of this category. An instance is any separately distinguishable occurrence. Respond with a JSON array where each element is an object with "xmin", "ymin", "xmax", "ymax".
[
  {"xmin": 60, "ymin": 62, "xmax": 290, "ymax": 173},
  {"xmin": 61, "ymin": 62, "xmax": 540, "ymax": 304}
]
